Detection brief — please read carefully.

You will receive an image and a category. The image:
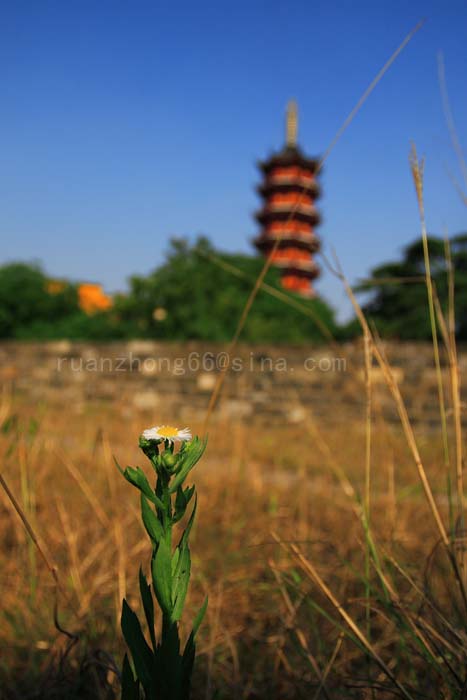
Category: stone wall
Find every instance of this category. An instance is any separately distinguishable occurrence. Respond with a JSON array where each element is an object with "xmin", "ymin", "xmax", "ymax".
[{"xmin": 0, "ymin": 341, "xmax": 465, "ymax": 428}]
